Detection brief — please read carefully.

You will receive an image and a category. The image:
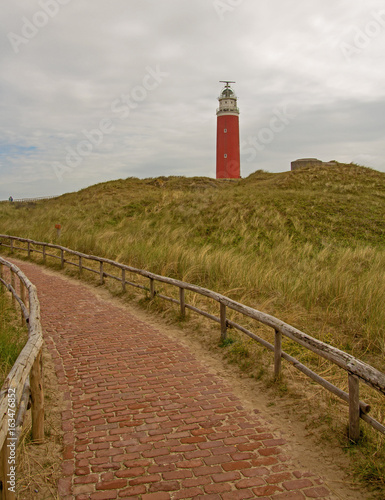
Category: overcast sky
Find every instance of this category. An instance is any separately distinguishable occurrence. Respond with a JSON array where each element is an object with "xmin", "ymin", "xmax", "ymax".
[{"xmin": 1, "ymin": 1, "xmax": 384, "ymax": 199}]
